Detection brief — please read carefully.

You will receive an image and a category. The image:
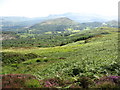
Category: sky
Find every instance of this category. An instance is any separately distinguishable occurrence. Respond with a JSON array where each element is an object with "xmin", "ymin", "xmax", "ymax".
[{"xmin": 0, "ymin": 0, "xmax": 119, "ymax": 17}]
